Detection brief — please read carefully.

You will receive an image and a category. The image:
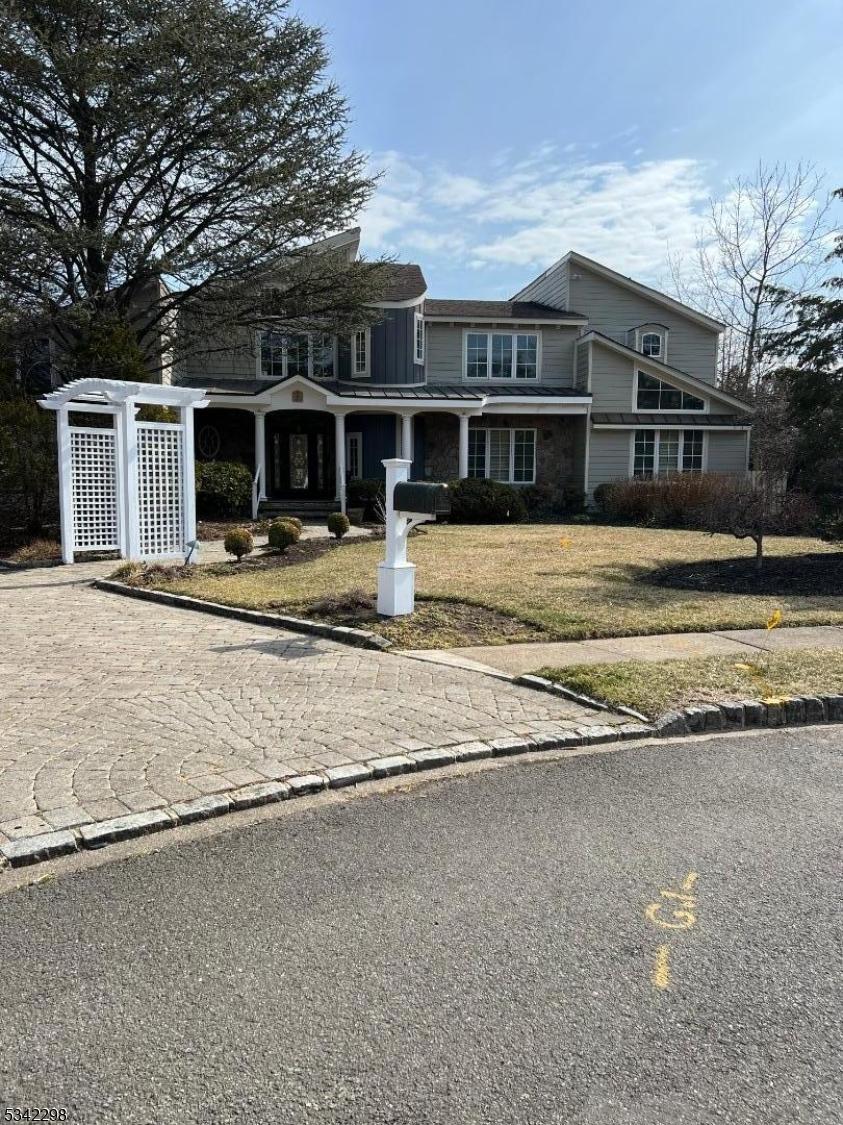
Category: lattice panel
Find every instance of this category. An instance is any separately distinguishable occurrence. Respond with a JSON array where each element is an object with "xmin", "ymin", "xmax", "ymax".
[
  {"xmin": 137, "ymin": 423, "xmax": 184, "ymax": 558},
  {"xmin": 70, "ymin": 427, "xmax": 119, "ymax": 551}
]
